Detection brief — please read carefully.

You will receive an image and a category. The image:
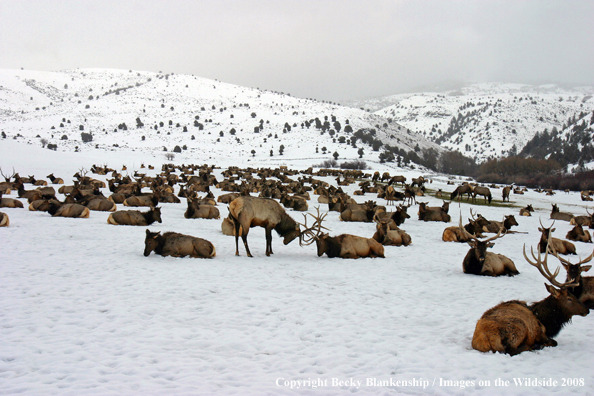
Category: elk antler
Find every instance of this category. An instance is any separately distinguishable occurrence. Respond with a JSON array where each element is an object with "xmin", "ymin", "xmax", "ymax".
[
  {"xmin": 298, "ymin": 206, "xmax": 330, "ymax": 246},
  {"xmin": 523, "ymin": 241, "xmax": 580, "ymax": 288},
  {"xmin": 0, "ymin": 167, "xmax": 16, "ymax": 182},
  {"xmin": 549, "ymin": 244, "xmax": 594, "ymax": 270}
]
